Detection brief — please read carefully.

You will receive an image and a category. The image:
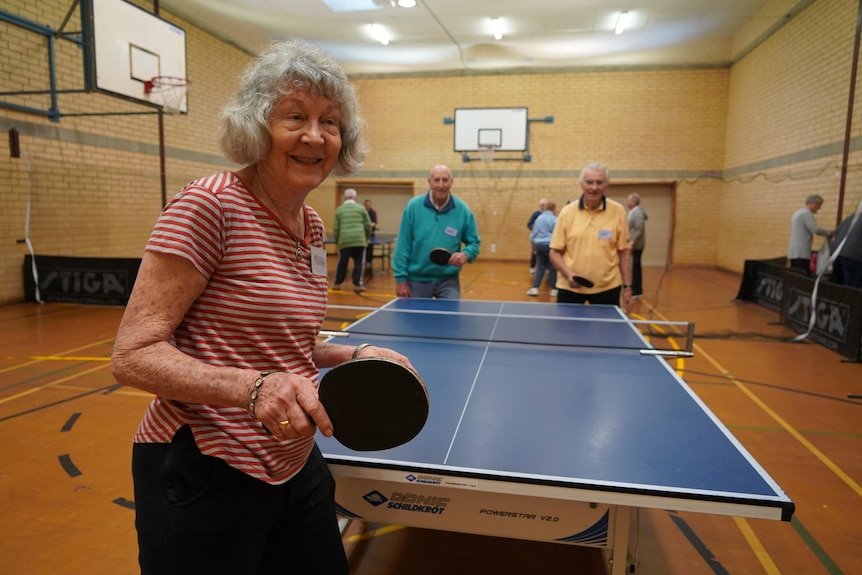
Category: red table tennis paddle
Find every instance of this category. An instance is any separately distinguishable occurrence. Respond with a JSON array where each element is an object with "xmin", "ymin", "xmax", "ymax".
[
  {"xmin": 318, "ymin": 357, "xmax": 429, "ymax": 451},
  {"xmin": 572, "ymin": 275, "xmax": 594, "ymax": 288},
  {"xmin": 429, "ymin": 247, "xmax": 452, "ymax": 265}
]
